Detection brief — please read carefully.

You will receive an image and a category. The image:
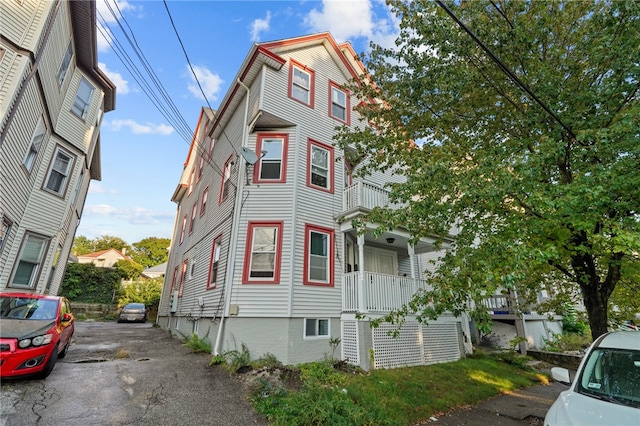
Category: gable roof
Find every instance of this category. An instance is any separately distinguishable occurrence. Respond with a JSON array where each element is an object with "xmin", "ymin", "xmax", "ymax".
[{"xmin": 77, "ymin": 248, "xmax": 131, "ymax": 261}]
